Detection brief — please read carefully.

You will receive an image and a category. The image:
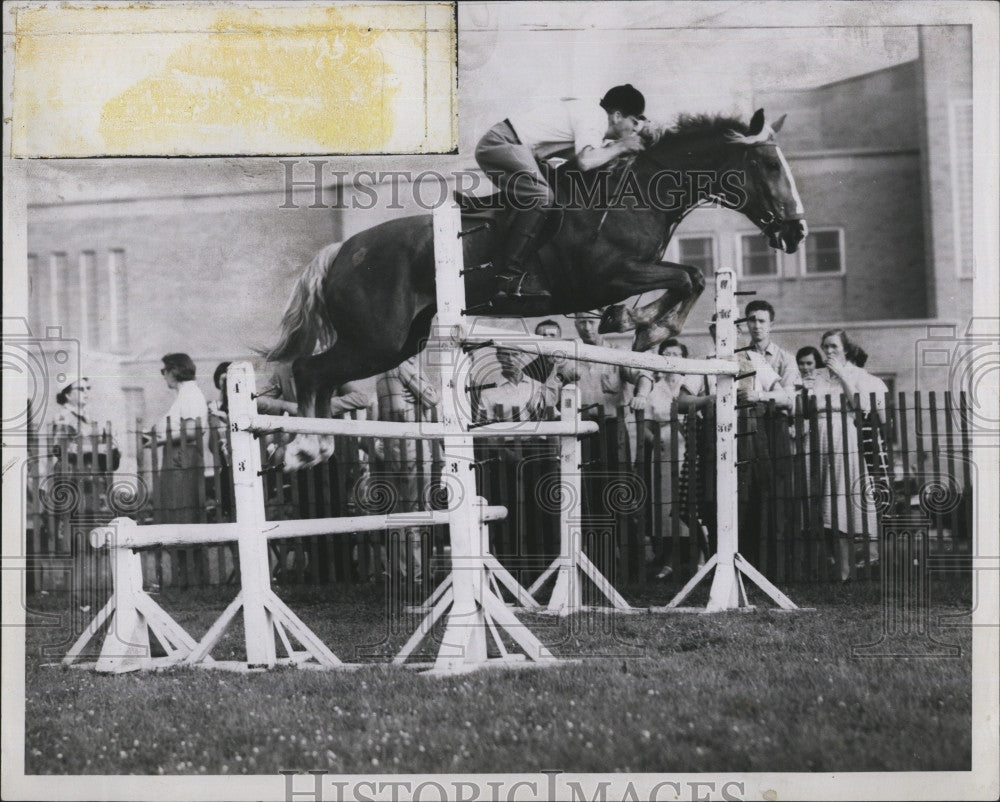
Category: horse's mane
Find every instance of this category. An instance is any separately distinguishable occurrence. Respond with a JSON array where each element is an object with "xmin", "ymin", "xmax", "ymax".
[{"xmin": 646, "ymin": 113, "xmax": 753, "ymax": 148}]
